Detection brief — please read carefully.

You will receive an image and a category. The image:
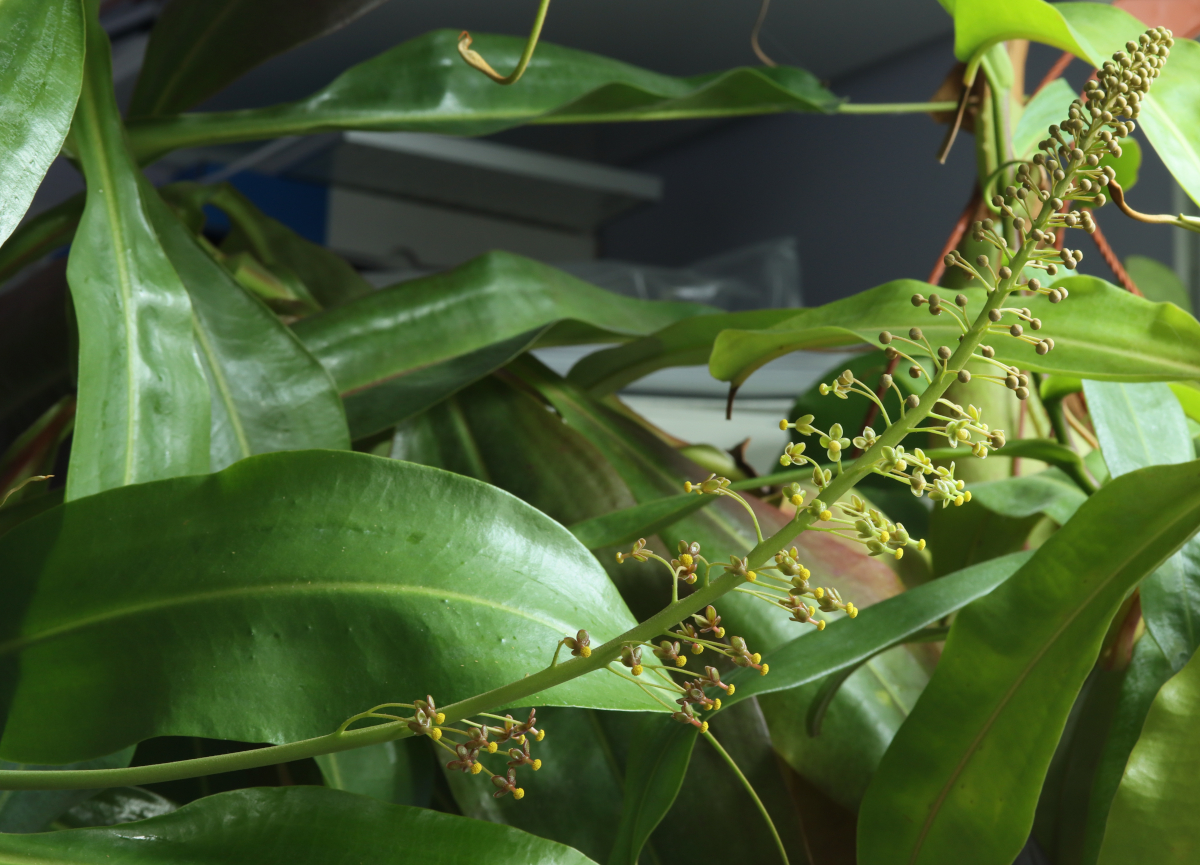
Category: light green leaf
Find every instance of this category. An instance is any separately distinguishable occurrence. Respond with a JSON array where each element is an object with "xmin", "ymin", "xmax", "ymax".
[
  {"xmin": 1127, "ymin": 255, "xmax": 1192, "ymax": 313},
  {"xmin": 145, "ymin": 185, "xmax": 350, "ymax": 469},
  {"xmin": 857, "ymin": 461, "xmax": 1200, "ymax": 865},
  {"xmin": 1097, "ymin": 640, "xmax": 1200, "ymax": 864},
  {"xmin": 293, "ymin": 251, "xmax": 713, "ymax": 439},
  {"xmin": 970, "ymin": 468, "xmax": 1088, "ymax": 524},
  {"xmin": 0, "ymin": 786, "xmax": 597, "ymax": 864},
  {"xmin": 126, "ymin": 31, "xmax": 839, "ymax": 161},
  {"xmin": 0, "ymin": 0, "xmax": 83, "ymax": 246},
  {"xmin": 711, "ymin": 276, "xmax": 1200, "ymax": 388},
  {"xmin": 0, "ymin": 450, "xmax": 659, "ymax": 765},
  {"xmin": 130, "ymin": 0, "xmax": 387, "ymax": 117},
  {"xmin": 1013, "ymin": 78, "xmax": 1075, "ymax": 159},
  {"xmin": 949, "ymin": 0, "xmax": 1085, "ymax": 80},
  {"xmin": 64, "ymin": 5, "xmax": 210, "ymax": 500},
  {"xmin": 1086, "ymin": 380, "xmax": 1199, "ymax": 673}
]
